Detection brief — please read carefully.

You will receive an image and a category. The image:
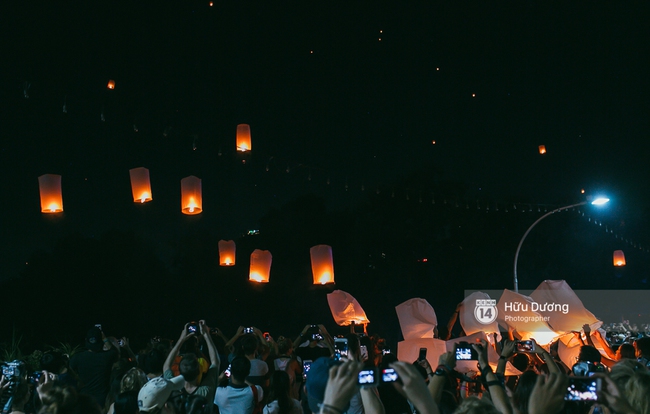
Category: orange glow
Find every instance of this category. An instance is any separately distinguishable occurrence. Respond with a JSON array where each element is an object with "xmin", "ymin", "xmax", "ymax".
[
  {"xmin": 181, "ymin": 176, "xmax": 202, "ymax": 215},
  {"xmin": 432, "ymin": 140, "xmax": 436, "ymax": 145},
  {"xmin": 129, "ymin": 167, "xmax": 153, "ymax": 203},
  {"xmin": 581, "ymin": 189, "xmax": 585, "ymax": 194},
  {"xmin": 218, "ymin": 240, "xmax": 236, "ymax": 266},
  {"xmin": 613, "ymin": 250, "xmax": 626, "ymax": 266},
  {"xmin": 249, "ymin": 249, "xmax": 272, "ymax": 283},
  {"xmin": 107, "ymin": 80, "xmax": 115, "ymax": 89},
  {"xmin": 471, "ymin": 93, "xmax": 476, "ymax": 97},
  {"xmin": 310, "ymin": 245, "xmax": 335, "ymax": 285},
  {"xmin": 209, "ymin": 1, "xmax": 213, "ymax": 5},
  {"xmin": 538, "ymin": 145, "xmax": 546, "ymax": 154},
  {"xmin": 236, "ymin": 124, "xmax": 252, "ymax": 152},
  {"xmin": 38, "ymin": 174, "xmax": 63, "ymax": 213}
]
